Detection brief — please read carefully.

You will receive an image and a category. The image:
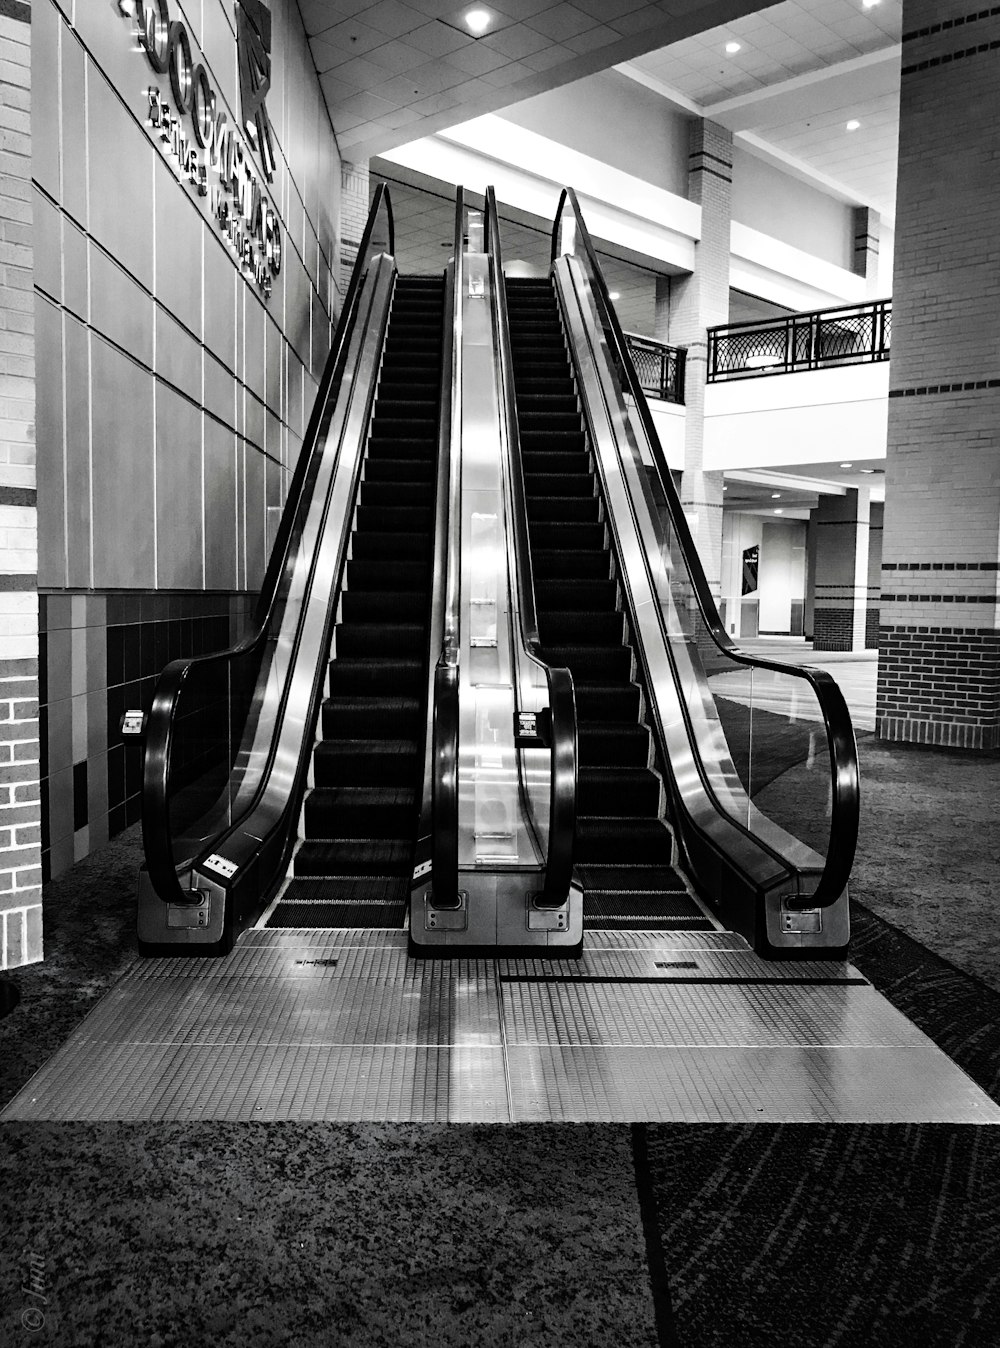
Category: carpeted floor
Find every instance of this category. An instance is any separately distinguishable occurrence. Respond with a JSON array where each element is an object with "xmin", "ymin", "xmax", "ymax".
[{"xmin": 1, "ymin": 739, "xmax": 999, "ymax": 1346}]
